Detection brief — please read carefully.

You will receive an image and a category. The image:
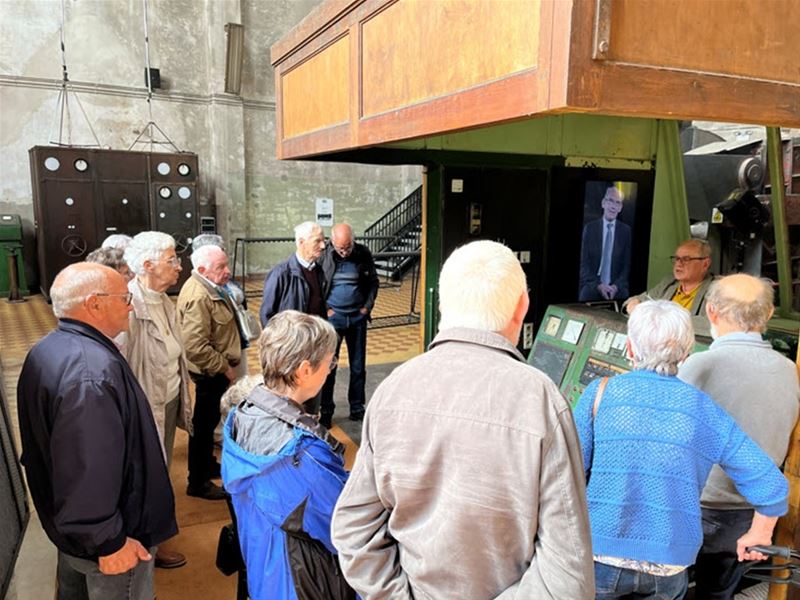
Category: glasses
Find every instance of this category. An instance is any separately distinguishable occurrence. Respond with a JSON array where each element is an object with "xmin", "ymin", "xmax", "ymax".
[
  {"xmin": 157, "ymin": 257, "xmax": 181, "ymax": 267},
  {"xmin": 93, "ymin": 292, "xmax": 133, "ymax": 305},
  {"xmin": 670, "ymin": 256, "xmax": 707, "ymax": 265},
  {"xmin": 334, "ymin": 244, "xmax": 354, "ymax": 257}
]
